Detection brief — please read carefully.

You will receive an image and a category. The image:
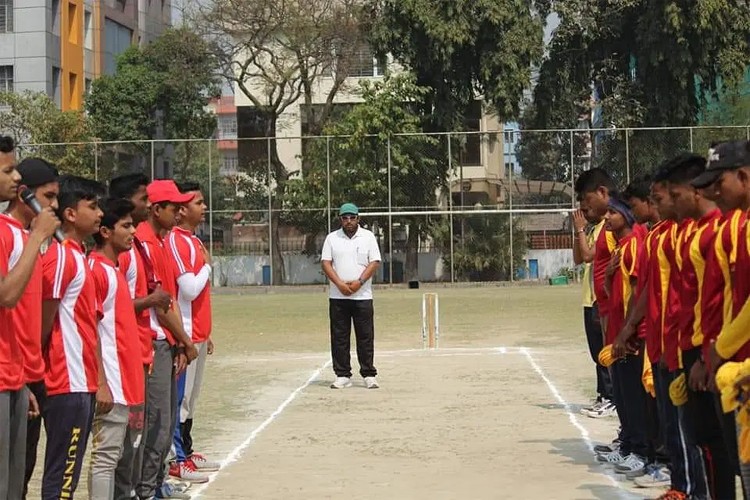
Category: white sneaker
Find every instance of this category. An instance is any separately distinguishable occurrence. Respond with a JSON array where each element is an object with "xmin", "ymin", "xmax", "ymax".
[
  {"xmin": 596, "ymin": 449, "xmax": 626, "ymax": 466},
  {"xmin": 364, "ymin": 376, "xmax": 379, "ymax": 389},
  {"xmin": 633, "ymin": 466, "xmax": 671, "ymax": 488},
  {"xmin": 586, "ymin": 399, "xmax": 617, "ymax": 418},
  {"xmin": 580, "ymin": 397, "xmax": 600, "ymax": 415},
  {"xmin": 330, "ymin": 377, "xmax": 352, "ymax": 389}
]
